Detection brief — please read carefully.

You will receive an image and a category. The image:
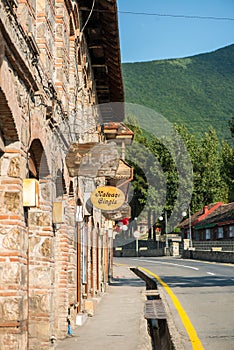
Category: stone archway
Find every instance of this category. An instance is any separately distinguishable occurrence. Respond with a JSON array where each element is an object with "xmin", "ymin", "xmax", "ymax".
[
  {"xmin": 0, "ymin": 53, "xmax": 22, "ymax": 147},
  {"xmin": 28, "ymin": 139, "xmax": 50, "ymax": 179},
  {"xmin": 55, "ymin": 169, "xmax": 67, "ymax": 198},
  {"xmin": 0, "ymin": 88, "xmax": 19, "ymax": 146}
]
